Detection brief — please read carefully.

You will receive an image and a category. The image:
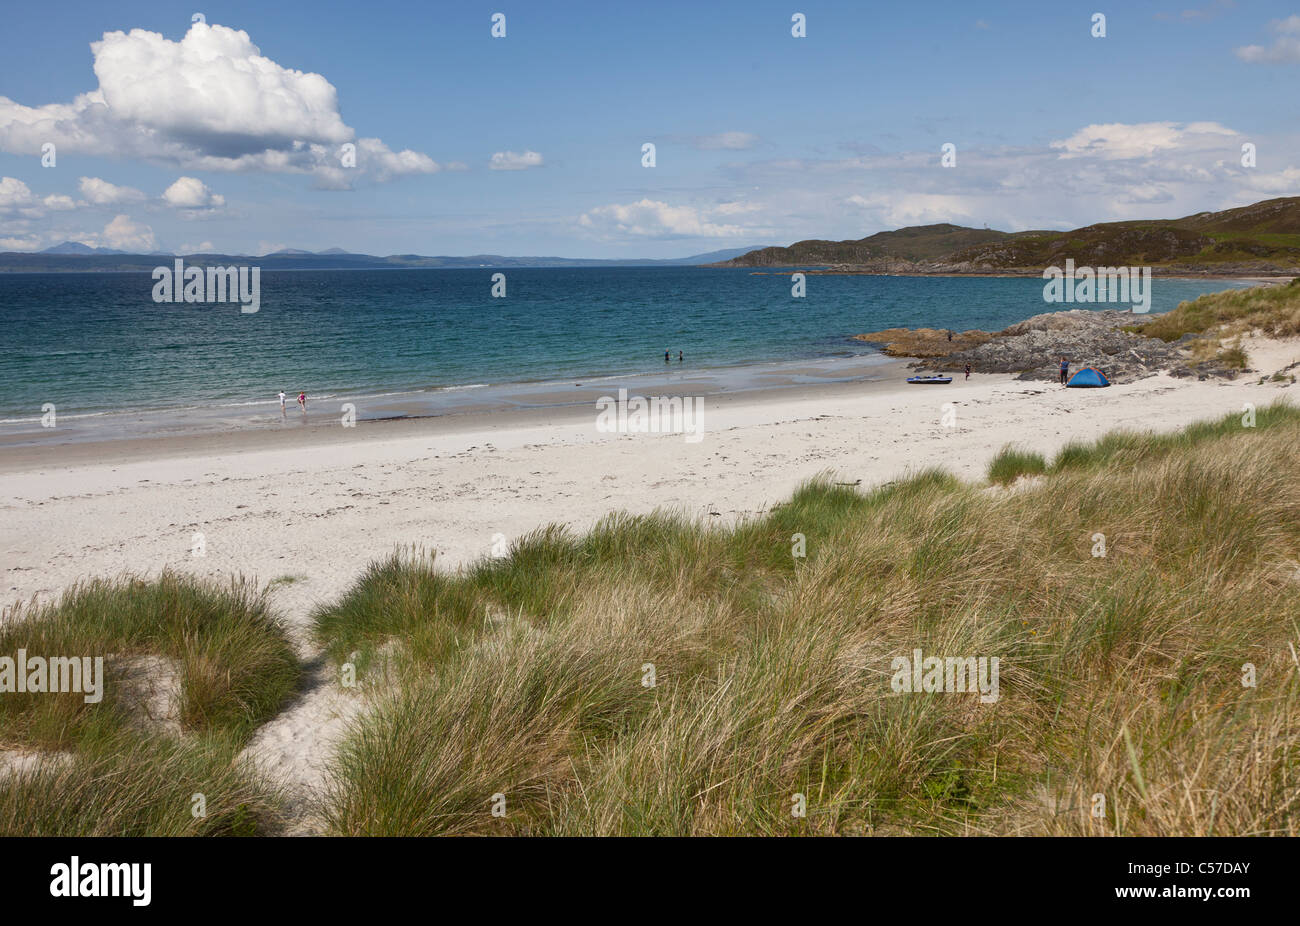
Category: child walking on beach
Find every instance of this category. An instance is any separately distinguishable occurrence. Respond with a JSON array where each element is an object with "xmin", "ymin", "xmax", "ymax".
[
  {"xmin": 964, "ymin": 363, "xmax": 971, "ymax": 381},
  {"xmin": 1059, "ymin": 357, "xmax": 1069, "ymax": 385},
  {"xmin": 298, "ymin": 392, "xmax": 306, "ymax": 410}
]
